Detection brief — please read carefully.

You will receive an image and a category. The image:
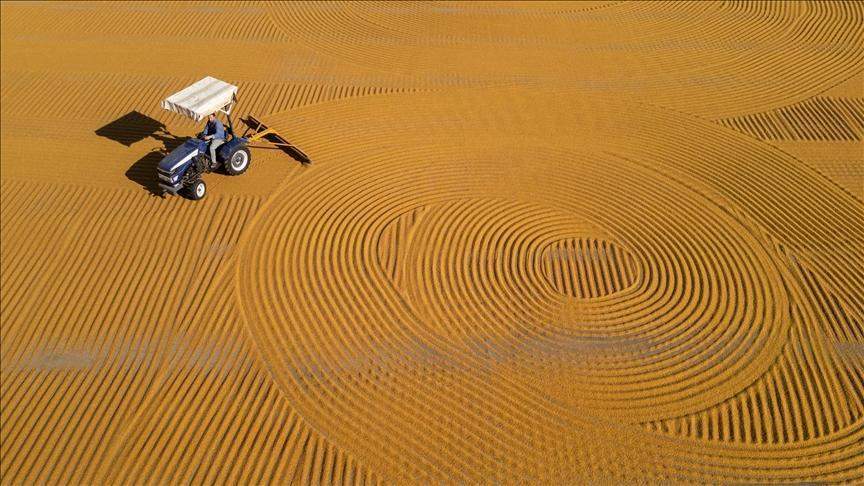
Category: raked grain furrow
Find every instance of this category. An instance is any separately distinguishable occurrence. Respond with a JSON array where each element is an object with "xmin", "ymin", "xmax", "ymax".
[
  {"xmin": 0, "ymin": 180, "xmax": 379, "ymax": 484},
  {"xmin": 93, "ymin": 265, "xmax": 379, "ymax": 485},
  {"xmin": 264, "ymin": 1, "xmax": 863, "ymax": 117},
  {"xmin": 0, "ymin": 71, "xmax": 413, "ymax": 129},
  {"xmin": 0, "ymin": 1, "xmax": 286, "ymax": 43},
  {"xmin": 540, "ymin": 238, "xmax": 639, "ymax": 299},
  {"xmin": 376, "ymin": 207, "xmax": 427, "ymax": 291},
  {"xmin": 0, "ymin": 181, "xmax": 263, "ymax": 483},
  {"xmin": 719, "ymin": 96, "xmax": 864, "ymax": 141}
]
